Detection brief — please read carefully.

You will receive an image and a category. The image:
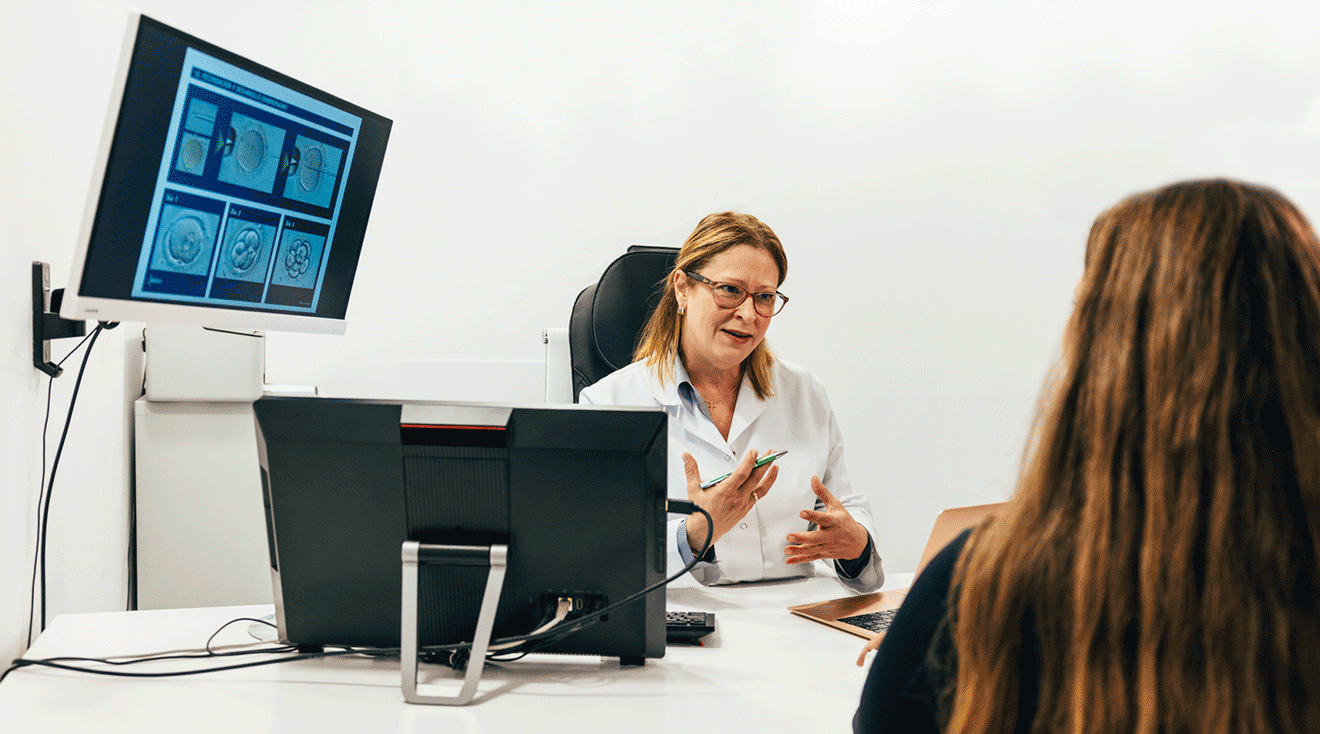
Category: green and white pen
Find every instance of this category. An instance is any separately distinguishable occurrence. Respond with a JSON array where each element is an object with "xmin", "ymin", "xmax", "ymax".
[{"xmin": 699, "ymin": 450, "xmax": 787, "ymax": 490}]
